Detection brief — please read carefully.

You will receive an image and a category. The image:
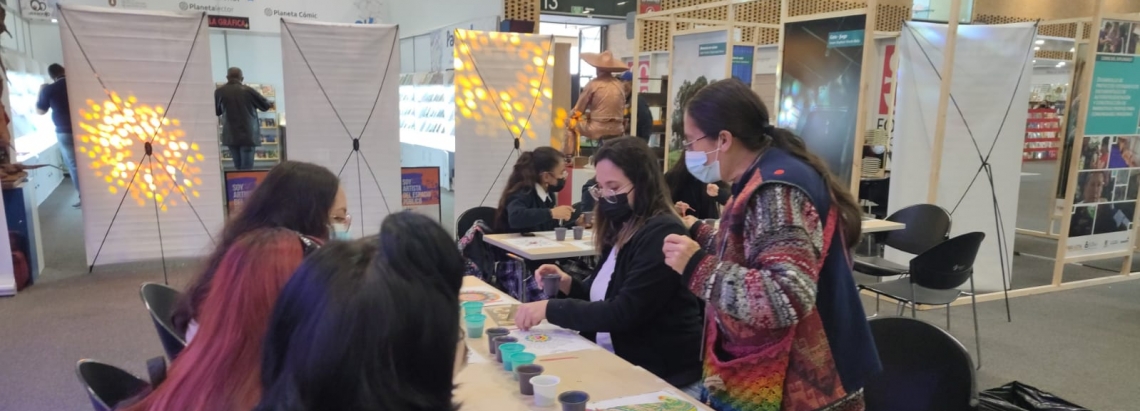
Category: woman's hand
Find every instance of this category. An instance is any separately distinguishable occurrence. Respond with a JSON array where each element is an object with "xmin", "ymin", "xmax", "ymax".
[
  {"xmin": 706, "ymin": 183, "xmax": 720, "ymax": 198},
  {"xmin": 674, "ymin": 201, "xmax": 692, "ymax": 216},
  {"xmin": 551, "ymin": 206, "xmax": 574, "ymax": 221},
  {"xmin": 535, "ymin": 264, "xmax": 572, "ymax": 295},
  {"xmin": 663, "ymin": 234, "xmax": 701, "ymax": 275},
  {"xmin": 681, "ymin": 215, "xmax": 699, "ymax": 229},
  {"xmin": 515, "ymin": 301, "xmax": 549, "ymax": 331}
]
